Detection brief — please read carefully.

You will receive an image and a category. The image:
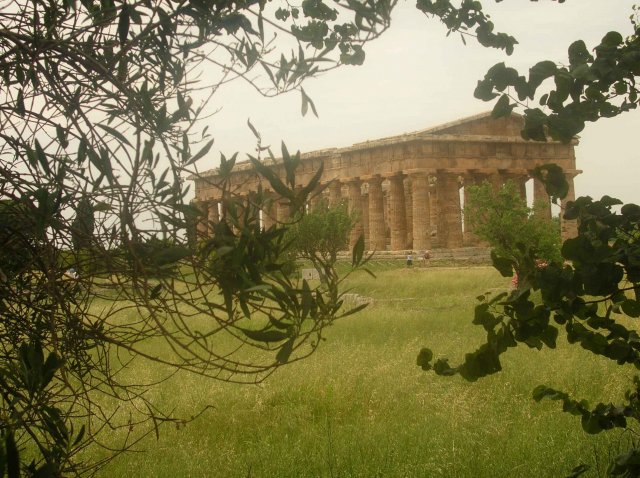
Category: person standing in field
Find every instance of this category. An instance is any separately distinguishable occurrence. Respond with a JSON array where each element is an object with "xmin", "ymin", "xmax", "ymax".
[
  {"xmin": 406, "ymin": 253, "xmax": 413, "ymax": 267},
  {"xmin": 422, "ymin": 250, "xmax": 431, "ymax": 267}
]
